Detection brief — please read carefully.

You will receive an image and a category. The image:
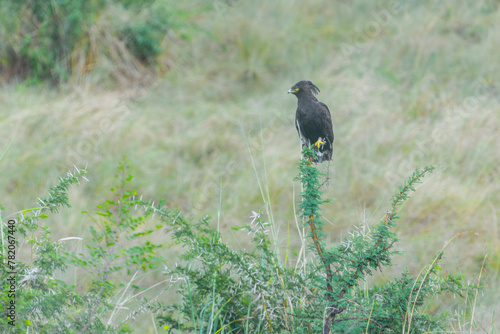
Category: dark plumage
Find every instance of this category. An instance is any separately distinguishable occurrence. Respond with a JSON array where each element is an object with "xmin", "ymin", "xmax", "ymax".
[{"xmin": 288, "ymin": 80, "xmax": 334, "ymax": 163}]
